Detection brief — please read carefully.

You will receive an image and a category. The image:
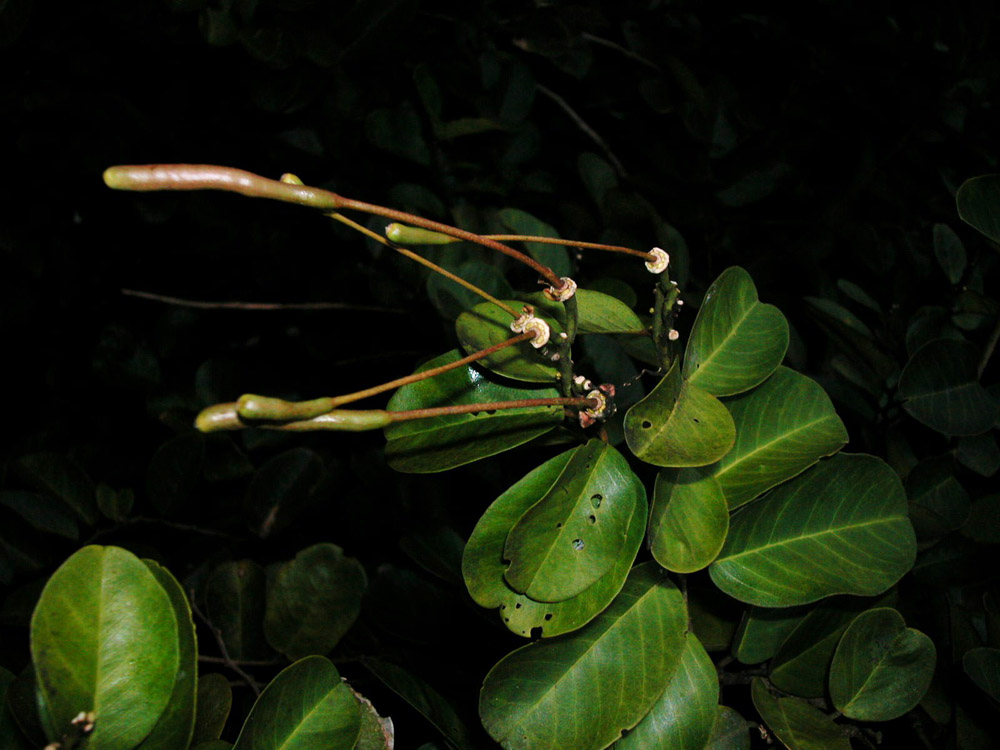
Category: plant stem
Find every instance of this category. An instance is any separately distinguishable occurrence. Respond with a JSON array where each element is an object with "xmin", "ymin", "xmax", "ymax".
[
  {"xmin": 121, "ymin": 288, "xmax": 405, "ymax": 313},
  {"xmin": 555, "ymin": 295, "xmax": 580, "ymax": 396},
  {"xmin": 104, "ymin": 164, "xmax": 564, "ymax": 289},
  {"xmin": 388, "ymin": 396, "xmax": 596, "ymax": 423}
]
